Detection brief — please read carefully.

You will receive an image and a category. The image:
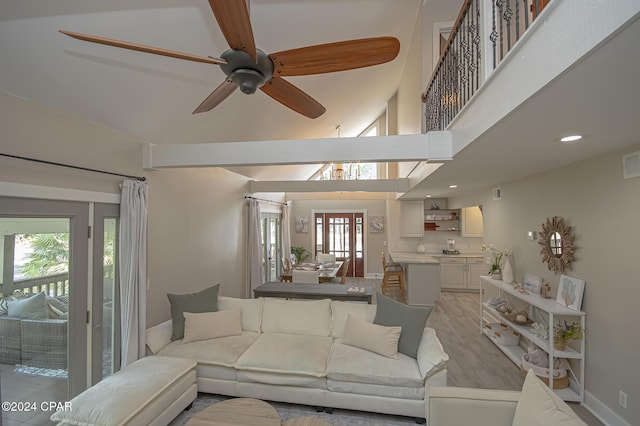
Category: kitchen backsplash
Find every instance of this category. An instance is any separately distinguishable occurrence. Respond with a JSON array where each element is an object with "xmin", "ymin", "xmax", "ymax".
[{"xmin": 390, "ymin": 233, "xmax": 484, "ymax": 254}]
